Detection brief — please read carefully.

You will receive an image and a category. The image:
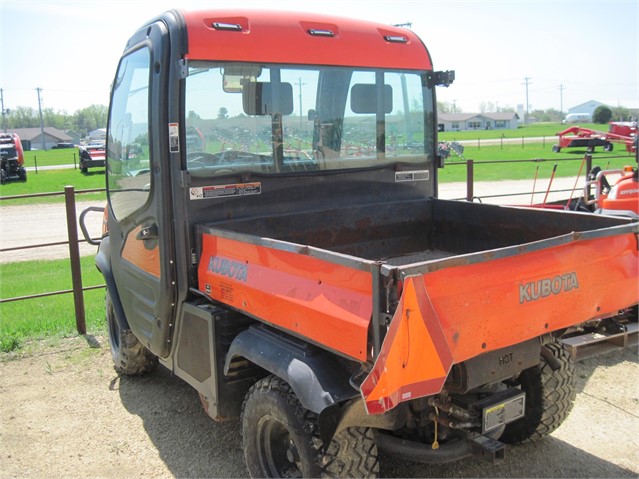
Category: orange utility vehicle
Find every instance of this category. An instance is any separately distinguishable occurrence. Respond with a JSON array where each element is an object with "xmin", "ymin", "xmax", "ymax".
[{"xmin": 83, "ymin": 10, "xmax": 639, "ymax": 477}]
